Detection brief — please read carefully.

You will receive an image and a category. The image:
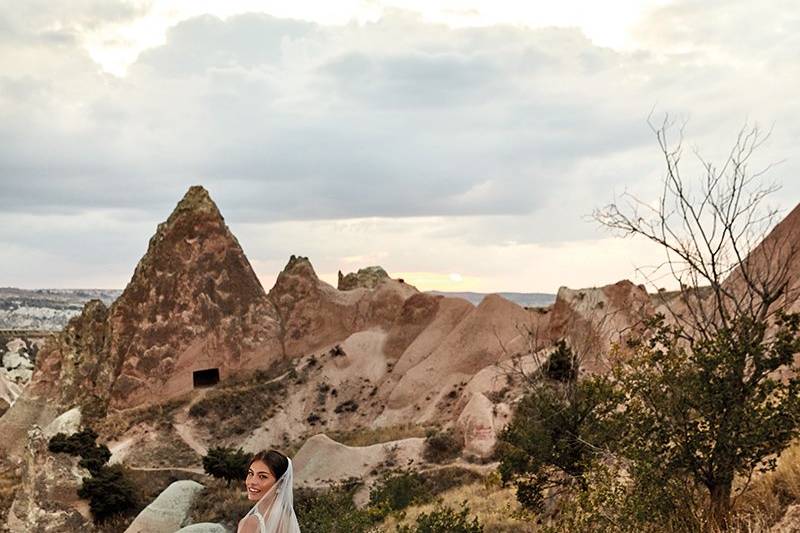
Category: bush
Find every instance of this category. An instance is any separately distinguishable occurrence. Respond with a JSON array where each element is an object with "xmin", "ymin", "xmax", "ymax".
[
  {"xmin": 496, "ymin": 375, "xmax": 619, "ymax": 511},
  {"xmin": 370, "ymin": 470, "xmax": 430, "ymax": 513},
  {"xmin": 202, "ymin": 446, "xmax": 250, "ymax": 486},
  {"xmin": 543, "ymin": 340, "xmax": 577, "ymax": 383},
  {"xmin": 295, "ymin": 483, "xmax": 381, "ymax": 532},
  {"xmin": 48, "ymin": 427, "xmax": 112, "ymax": 476},
  {"xmin": 188, "ymin": 477, "xmax": 253, "ymax": 530},
  {"xmin": 423, "ymin": 429, "xmax": 464, "ymax": 463},
  {"xmin": 397, "ymin": 501, "xmax": 483, "ymax": 533},
  {"xmin": 77, "ymin": 464, "xmax": 138, "ymax": 523}
]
